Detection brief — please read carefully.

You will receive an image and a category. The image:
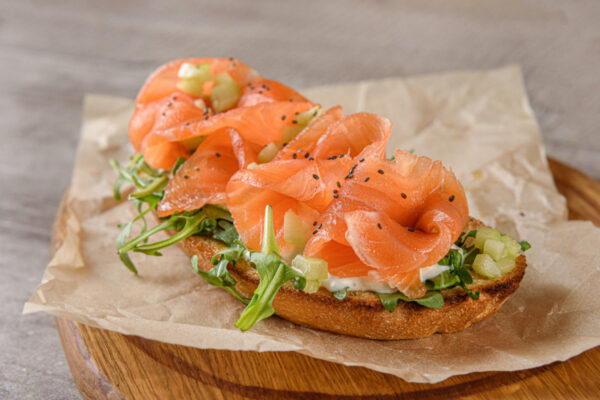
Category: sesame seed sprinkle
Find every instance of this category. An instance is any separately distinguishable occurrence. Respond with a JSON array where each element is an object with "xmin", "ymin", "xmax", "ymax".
[
  {"xmin": 183, "ymin": 175, "xmax": 189, "ymax": 179},
  {"xmin": 312, "ymin": 230, "xmax": 318, "ymax": 235},
  {"xmin": 449, "ymin": 195, "xmax": 455, "ymax": 202},
  {"xmin": 407, "ymin": 227, "xmax": 415, "ymax": 232},
  {"xmin": 308, "ymin": 157, "xmax": 314, "ymax": 161},
  {"xmin": 292, "ymin": 120, "xmax": 298, "ymax": 124},
  {"xmin": 364, "ymin": 177, "xmax": 370, "ymax": 182},
  {"xmin": 377, "ymin": 223, "xmax": 382, "ymax": 230},
  {"xmin": 194, "ymin": 167, "xmax": 200, "ymax": 171},
  {"xmin": 313, "ymin": 174, "xmax": 320, "ymax": 180},
  {"xmin": 215, "ymin": 152, "xmax": 221, "ymax": 157},
  {"xmin": 377, "ymin": 169, "xmax": 384, "ymax": 174},
  {"xmin": 336, "ymin": 181, "xmax": 341, "ymax": 188},
  {"xmin": 293, "ymin": 153, "xmax": 297, "ymax": 159},
  {"xmin": 333, "ymin": 189, "xmax": 338, "ymax": 193},
  {"xmin": 318, "ymin": 224, "xmax": 322, "ymax": 229},
  {"xmin": 359, "ymin": 158, "xmax": 365, "ymax": 162},
  {"xmin": 281, "ymin": 115, "xmax": 286, "ymax": 121},
  {"xmin": 312, "ymin": 221, "xmax": 317, "ymax": 226},
  {"xmin": 333, "ymin": 194, "xmax": 339, "ymax": 199},
  {"xmin": 304, "ymin": 152, "xmax": 310, "ymax": 158},
  {"xmin": 401, "ymin": 193, "xmax": 407, "ymax": 199}
]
